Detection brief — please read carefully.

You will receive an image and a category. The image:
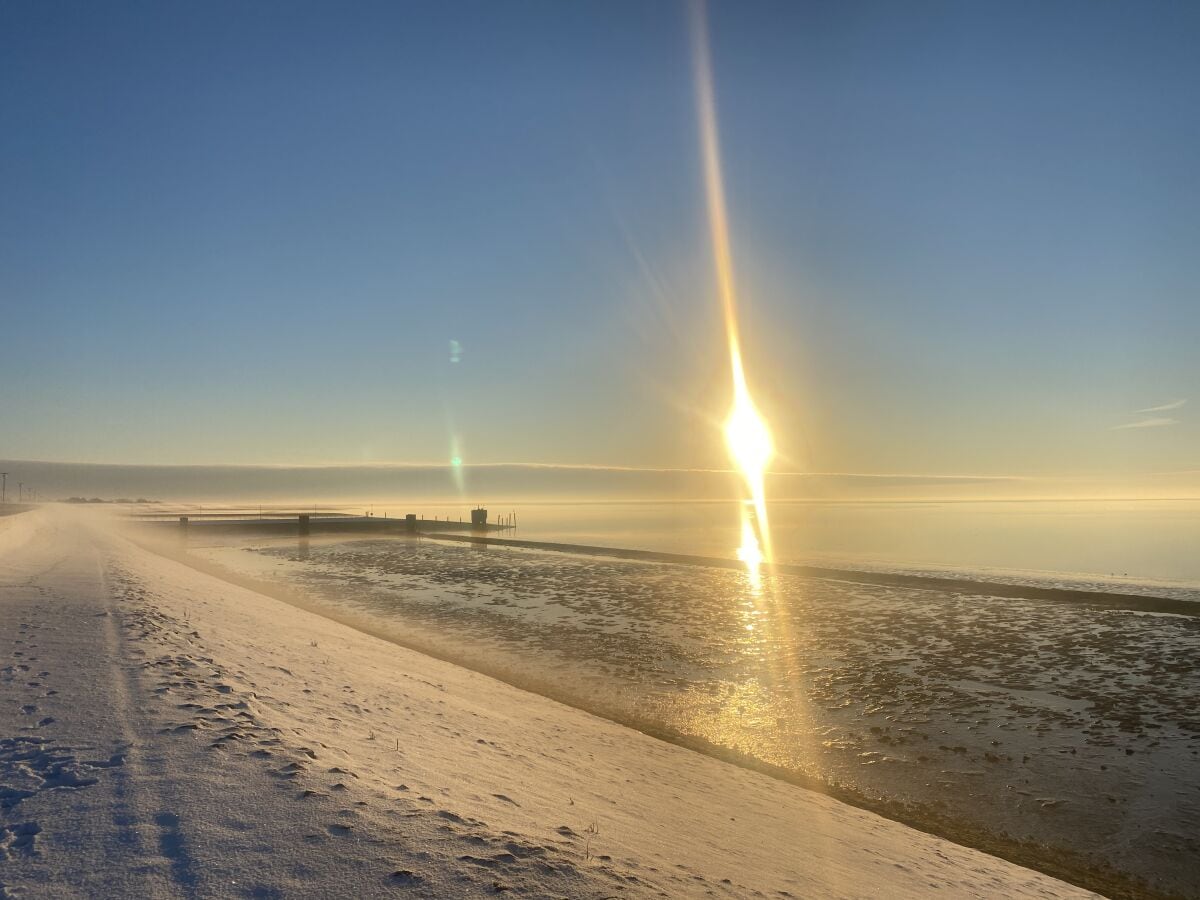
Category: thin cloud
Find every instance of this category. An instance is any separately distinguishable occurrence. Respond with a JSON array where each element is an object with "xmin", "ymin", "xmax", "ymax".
[
  {"xmin": 1112, "ymin": 417, "xmax": 1180, "ymax": 430},
  {"xmin": 1138, "ymin": 398, "xmax": 1187, "ymax": 413}
]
